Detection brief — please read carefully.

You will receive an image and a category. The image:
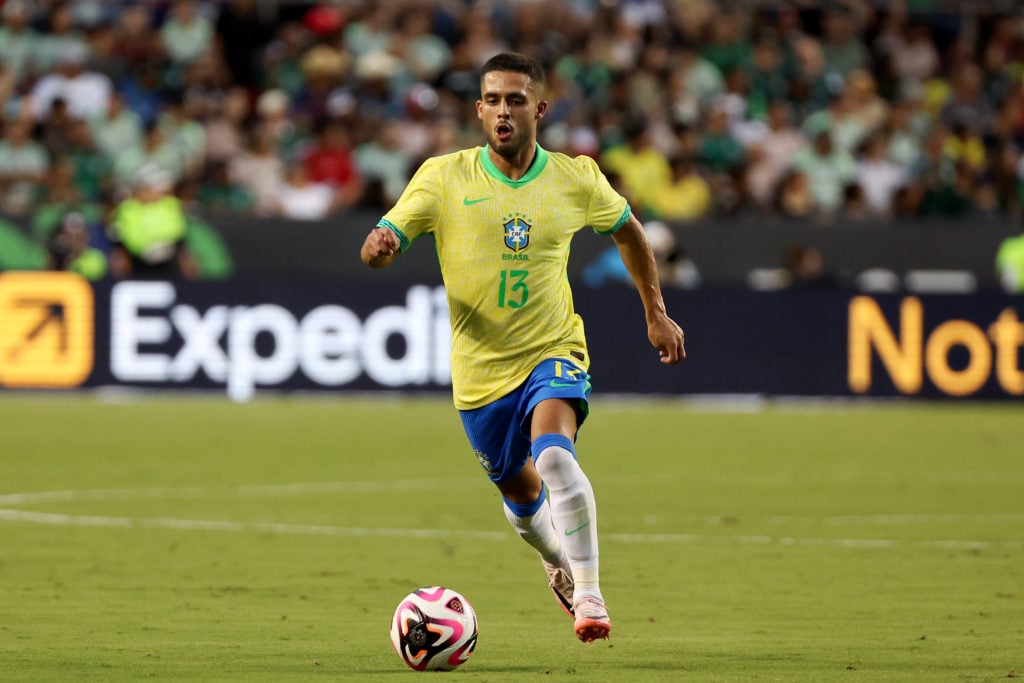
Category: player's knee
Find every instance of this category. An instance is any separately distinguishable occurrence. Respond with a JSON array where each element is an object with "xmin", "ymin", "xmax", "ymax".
[{"xmin": 533, "ymin": 433, "xmax": 581, "ymax": 491}]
